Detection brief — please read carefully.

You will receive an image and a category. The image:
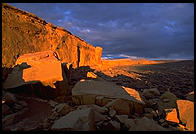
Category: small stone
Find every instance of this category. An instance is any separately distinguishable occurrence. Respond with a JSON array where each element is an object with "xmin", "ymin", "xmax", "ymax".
[
  {"xmin": 143, "ymin": 113, "xmax": 154, "ymax": 119},
  {"xmin": 142, "ymin": 88, "xmax": 160, "ymax": 99},
  {"xmin": 2, "ymin": 104, "xmax": 12, "ymax": 116},
  {"xmin": 109, "ymin": 108, "xmax": 116, "ymax": 117},
  {"xmin": 48, "ymin": 100, "xmax": 58, "ymax": 107},
  {"xmin": 17, "ymin": 101, "xmax": 28, "ymax": 107},
  {"xmin": 55, "ymin": 103, "xmax": 72, "ymax": 116},
  {"xmin": 158, "ymin": 119, "xmax": 165, "ymax": 124},
  {"xmin": 165, "ymin": 108, "xmax": 179, "ymax": 124},
  {"xmin": 144, "ymin": 108, "xmax": 154, "ymax": 113},
  {"xmin": 162, "ymin": 99, "xmax": 170, "ymax": 103},
  {"xmin": 49, "ymin": 112, "xmax": 58, "ymax": 120},
  {"xmin": 4, "ymin": 92, "xmax": 17, "ymax": 105},
  {"xmin": 115, "ymin": 115, "xmax": 128, "ymax": 124},
  {"xmin": 14, "ymin": 103, "xmax": 24, "ymax": 110},
  {"xmin": 160, "ymin": 122, "xmax": 169, "ymax": 128},
  {"xmin": 124, "ymin": 119, "xmax": 135, "ymax": 129},
  {"xmin": 109, "ymin": 120, "xmax": 120, "ymax": 130}
]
